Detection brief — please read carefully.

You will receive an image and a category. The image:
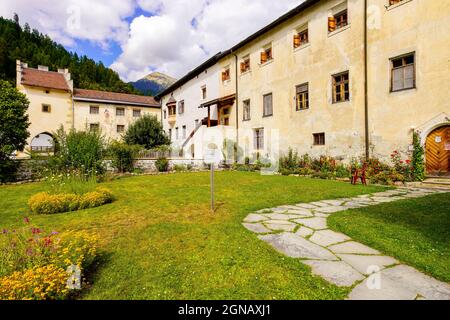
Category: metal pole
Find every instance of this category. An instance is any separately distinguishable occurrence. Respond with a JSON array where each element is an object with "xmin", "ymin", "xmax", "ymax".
[{"xmin": 210, "ymin": 163, "xmax": 214, "ymax": 212}]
